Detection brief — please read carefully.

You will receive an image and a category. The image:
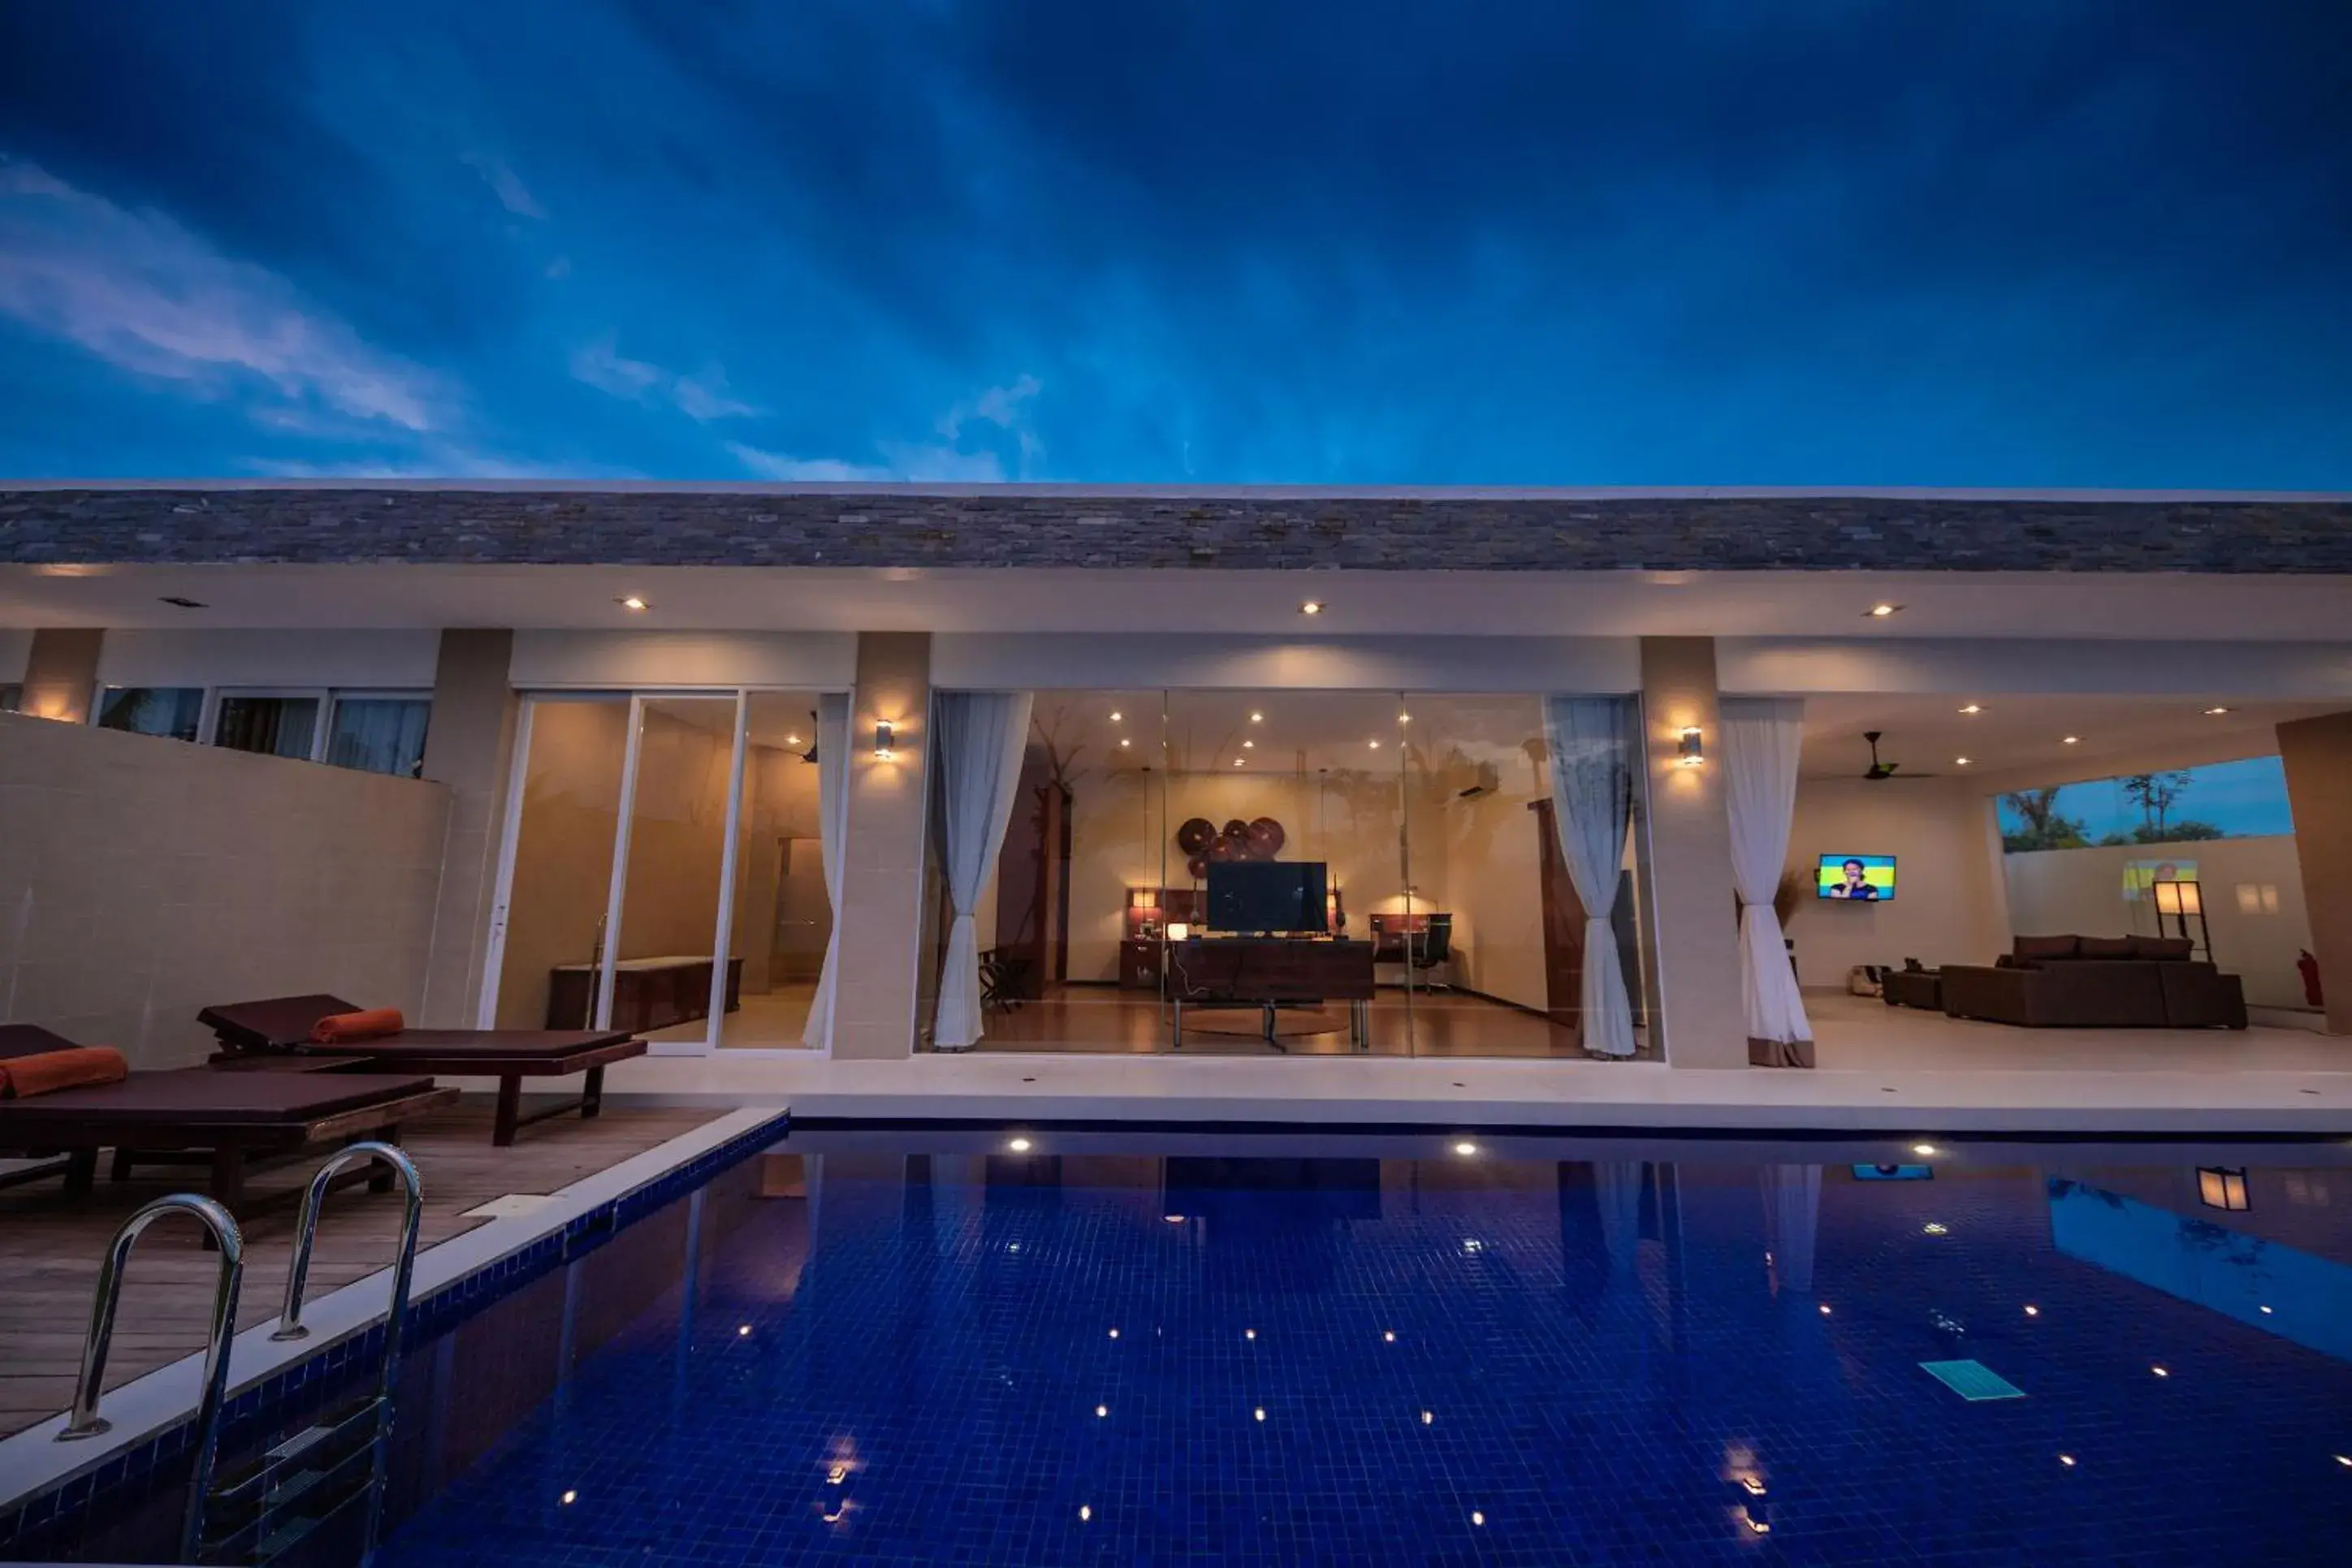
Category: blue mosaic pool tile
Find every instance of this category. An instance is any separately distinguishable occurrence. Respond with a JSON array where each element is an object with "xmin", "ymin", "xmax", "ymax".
[
  {"xmin": 357, "ymin": 1147, "xmax": 2352, "ymax": 1568},
  {"xmin": 1, "ymin": 1109, "xmax": 789, "ymax": 1560}
]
